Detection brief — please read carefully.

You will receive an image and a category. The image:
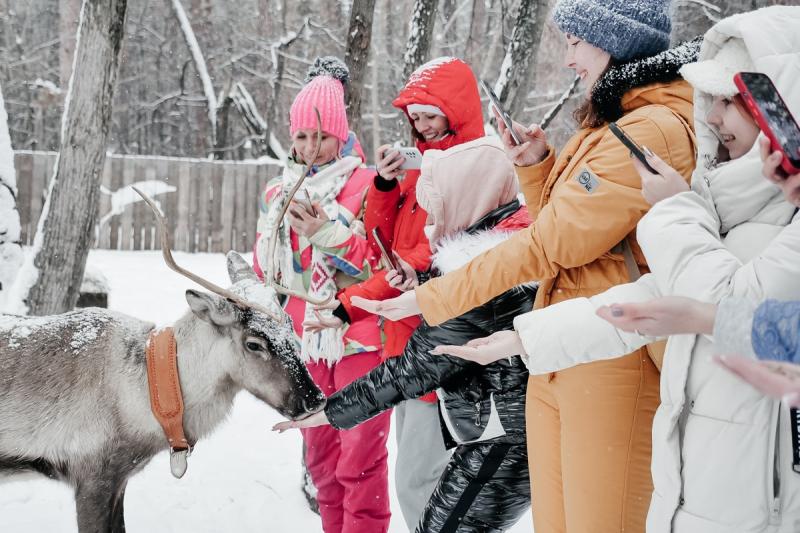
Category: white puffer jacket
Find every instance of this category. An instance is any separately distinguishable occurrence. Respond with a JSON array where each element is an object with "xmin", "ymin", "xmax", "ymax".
[{"xmin": 513, "ymin": 7, "xmax": 800, "ymax": 533}]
